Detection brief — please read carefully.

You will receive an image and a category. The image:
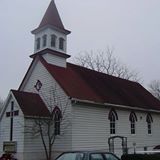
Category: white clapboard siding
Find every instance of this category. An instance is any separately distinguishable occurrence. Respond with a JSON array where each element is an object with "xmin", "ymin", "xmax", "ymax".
[
  {"xmin": 23, "ymin": 119, "xmax": 46, "ymax": 160},
  {"xmin": 21, "ymin": 60, "xmax": 72, "ymax": 159},
  {"xmin": 72, "ymin": 103, "xmax": 160, "ymax": 156},
  {"xmin": 23, "ymin": 118, "xmax": 72, "ymax": 160},
  {"xmin": 114, "ymin": 110, "xmax": 160, "ymax": 156},
  {"xmin": 0, "ymin": 97, "xmax": 25, "ymax": 160},
  {"xmin": 117, "ymin": 110, "xmax": 160, "ymax": 148},
  {"xmin": 72, "ymin": 104, "xmax": 110, "ymax": 150},
  {"xmin": 42, "ymin": 53, "xmax": 67, "ymax": 67}
]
